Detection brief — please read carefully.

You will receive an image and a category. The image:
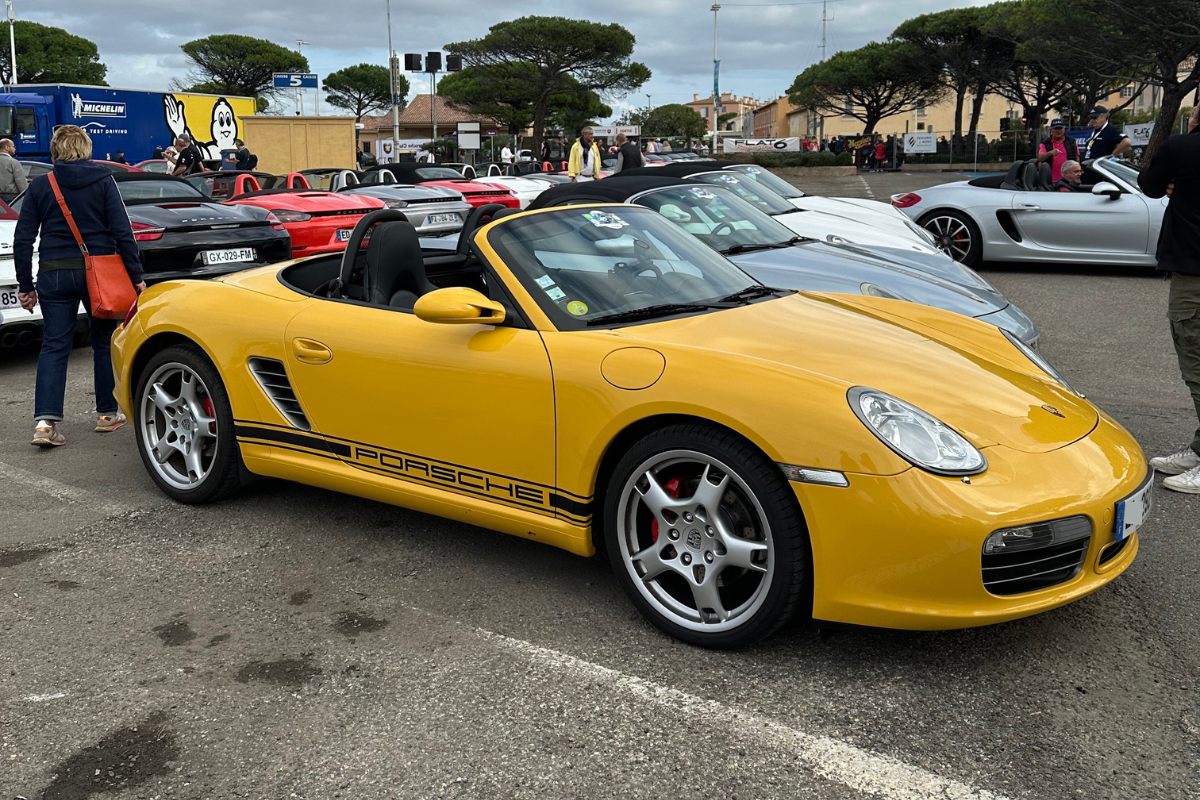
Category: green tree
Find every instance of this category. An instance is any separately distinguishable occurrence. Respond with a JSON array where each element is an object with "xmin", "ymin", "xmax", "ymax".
[
  {"xmin": 0, "ymin": 21, "xmax": 106, "ymax": 86},
  {"xmin": 438, "ymin": 64, "xmax": 536, "ymax": 134},
  {"xmin": 788, "ymin": 41, "xmax": 945, "ymax": 133},
  {"xmin": 324, "ymin": 63, "xmax": 404, "ymax": 149},
  {"xmin": 446, "ymin": 16, "xmax": 650, "ymax": 155},
  {"xmin": 717, "ymin": 111, "xmax": 738, "ymax": 131},
  {"xmin": 548, "ymin": 90, "xmax": 612, "ymax": 138},
  {"xmin": 177, "ymin": 35, "xmax": 308, "ymax": 100},
  {"xmin": 643, "ymin": 104, "xmax": 707, "ymax": 147}
]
